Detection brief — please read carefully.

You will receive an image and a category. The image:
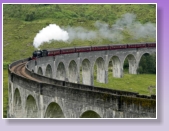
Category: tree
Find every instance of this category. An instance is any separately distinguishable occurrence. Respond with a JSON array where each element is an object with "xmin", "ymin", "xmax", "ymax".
[
  {"xmin": 25, "ymin": 12, "xmax": 35, "ymax": 21},
  {"xmin": 137, "ymin": 53, "xmax": 156, "ymax": 74}
]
